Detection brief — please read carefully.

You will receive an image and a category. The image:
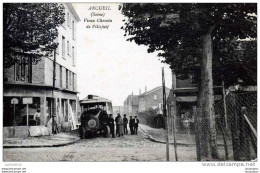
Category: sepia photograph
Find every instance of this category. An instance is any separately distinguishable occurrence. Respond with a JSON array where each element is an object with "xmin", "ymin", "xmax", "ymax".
[{"xmin": 1, "ymin": 1, "xmax": 258, "ymax": 171}]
